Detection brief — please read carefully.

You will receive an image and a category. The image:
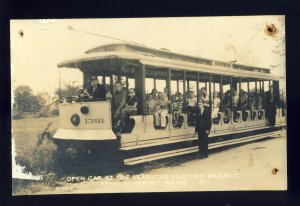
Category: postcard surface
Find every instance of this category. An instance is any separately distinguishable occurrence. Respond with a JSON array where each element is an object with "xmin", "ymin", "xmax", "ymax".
[{"xmin": 11, "ymin": 16, "xmax": 286, "ymax": 195}]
